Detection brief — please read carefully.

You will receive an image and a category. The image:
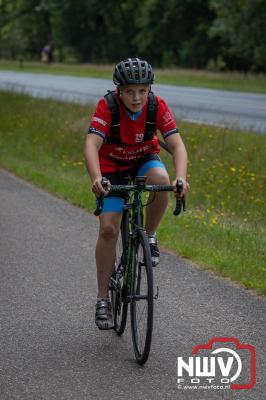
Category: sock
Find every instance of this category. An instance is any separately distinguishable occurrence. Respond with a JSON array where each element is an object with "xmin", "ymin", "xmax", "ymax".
[
  {"xmin": 148, "ymin": 233, "xmax": 156, "ymax": 238},
  {"xmin": 97, "ymin": 297, "xmax": 111, "ymax": 303}
]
